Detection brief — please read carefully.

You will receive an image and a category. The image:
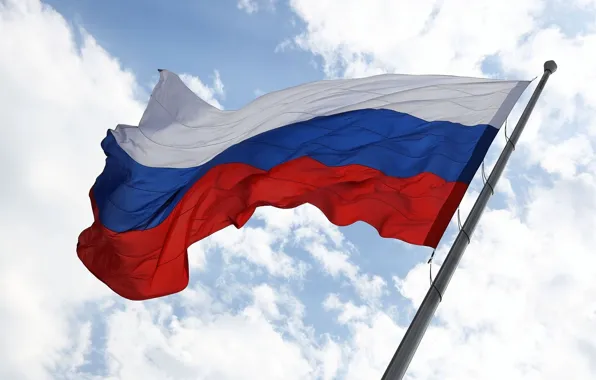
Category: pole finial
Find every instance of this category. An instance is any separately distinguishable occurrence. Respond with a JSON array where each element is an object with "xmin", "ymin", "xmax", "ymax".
[{"xmin": 544, "ymin": 60, "xmax": 557, "ymax": 74}]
